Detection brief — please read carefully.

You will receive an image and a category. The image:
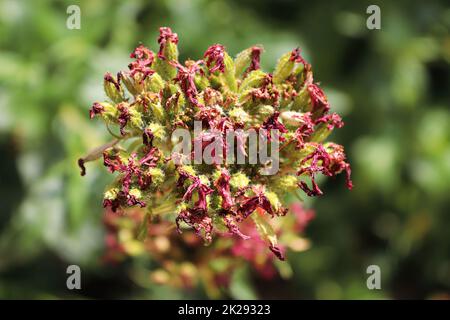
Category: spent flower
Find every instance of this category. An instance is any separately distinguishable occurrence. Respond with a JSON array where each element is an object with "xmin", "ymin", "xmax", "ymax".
[{"xmin": 80, "ymin": 27, "xmax": 352, "ymax": 260}]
